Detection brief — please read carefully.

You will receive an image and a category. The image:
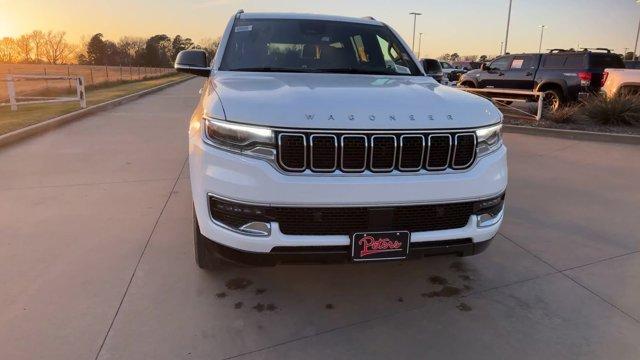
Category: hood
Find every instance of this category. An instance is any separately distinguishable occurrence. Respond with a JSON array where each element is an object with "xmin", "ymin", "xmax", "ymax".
[{"xmin": 205, "ymin": 71, "xmax": 500, "ymax": 130}]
